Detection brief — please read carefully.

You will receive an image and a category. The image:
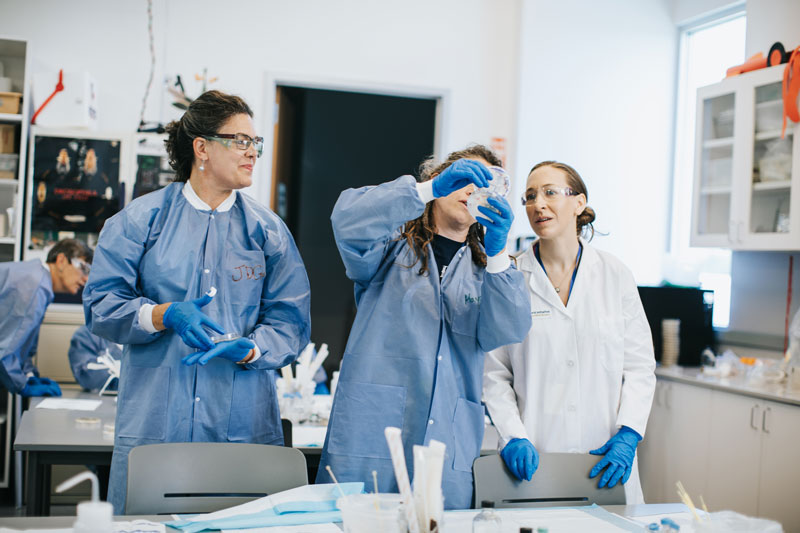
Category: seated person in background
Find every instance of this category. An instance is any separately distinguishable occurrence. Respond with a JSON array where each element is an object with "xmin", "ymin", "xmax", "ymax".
[
  {"xmin": 0, "ymin": 238, "xmax": 93, "ymax": 397},
  {"xmin": 68, "ymin": 325, "xmax": 121, "ymax": 392}
]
